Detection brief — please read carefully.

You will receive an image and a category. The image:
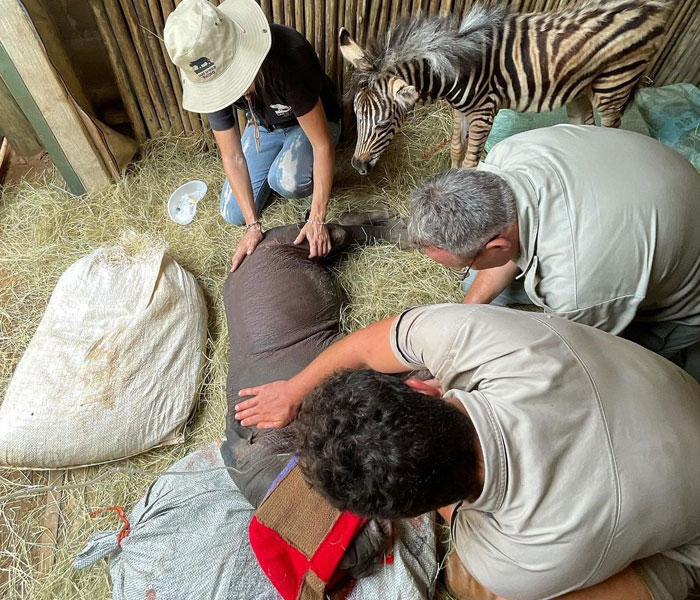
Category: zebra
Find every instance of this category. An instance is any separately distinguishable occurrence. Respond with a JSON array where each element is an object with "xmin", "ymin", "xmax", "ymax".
[{"xmin": 340, "ymin": 0, "xmax": 671, "ymax": 173}]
